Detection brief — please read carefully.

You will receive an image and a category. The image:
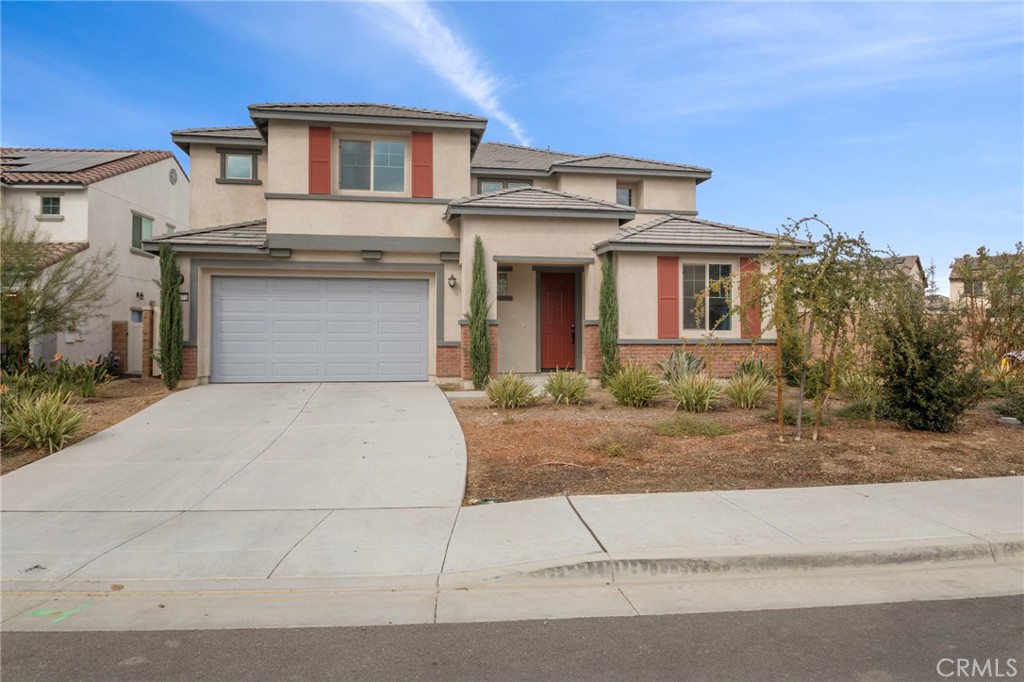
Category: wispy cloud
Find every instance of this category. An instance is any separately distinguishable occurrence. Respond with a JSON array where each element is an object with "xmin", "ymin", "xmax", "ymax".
[
  {"xmin": 368, "ymin": 2, "xmax": 530, "ymax": 145},
  {"xmin": 545, "ymin": 3, "xmax": 1023, "ymax": 119}
]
